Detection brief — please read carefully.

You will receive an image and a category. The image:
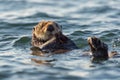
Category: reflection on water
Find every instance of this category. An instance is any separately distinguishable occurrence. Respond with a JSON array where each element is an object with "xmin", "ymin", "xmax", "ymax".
[{"xmin": 0, "ymin": 0, "xmax": 120, "ymax": 80}]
